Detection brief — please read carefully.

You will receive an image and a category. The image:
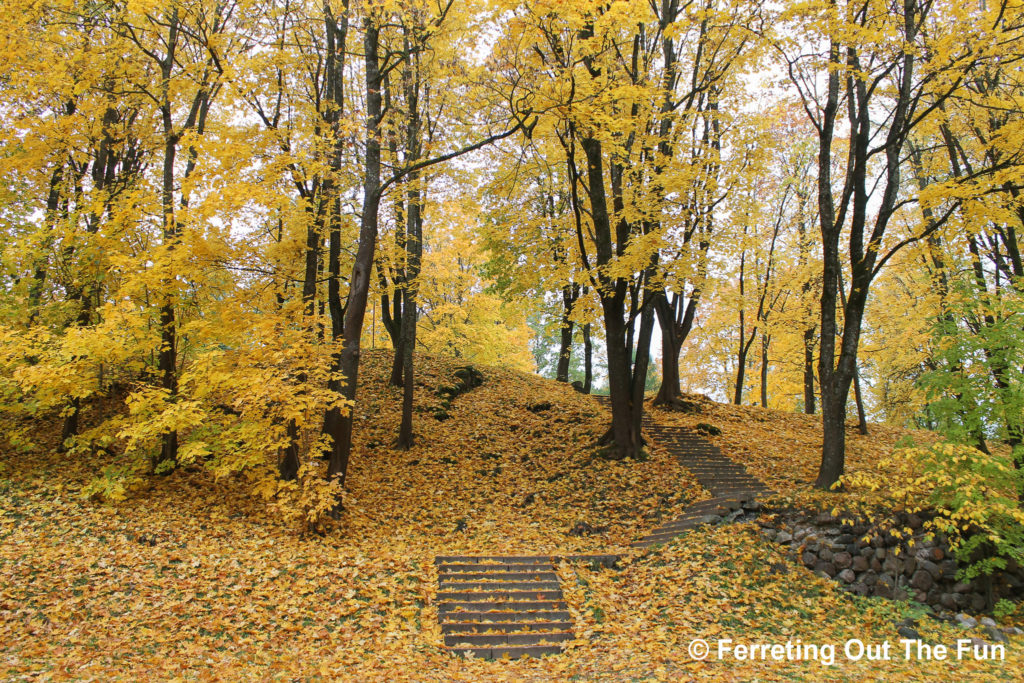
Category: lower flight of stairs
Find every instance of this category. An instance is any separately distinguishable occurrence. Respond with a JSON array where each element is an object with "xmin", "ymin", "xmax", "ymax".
[{"xmin": 436, "ymin": 555, "xmax": 572, "ymax": 660}]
